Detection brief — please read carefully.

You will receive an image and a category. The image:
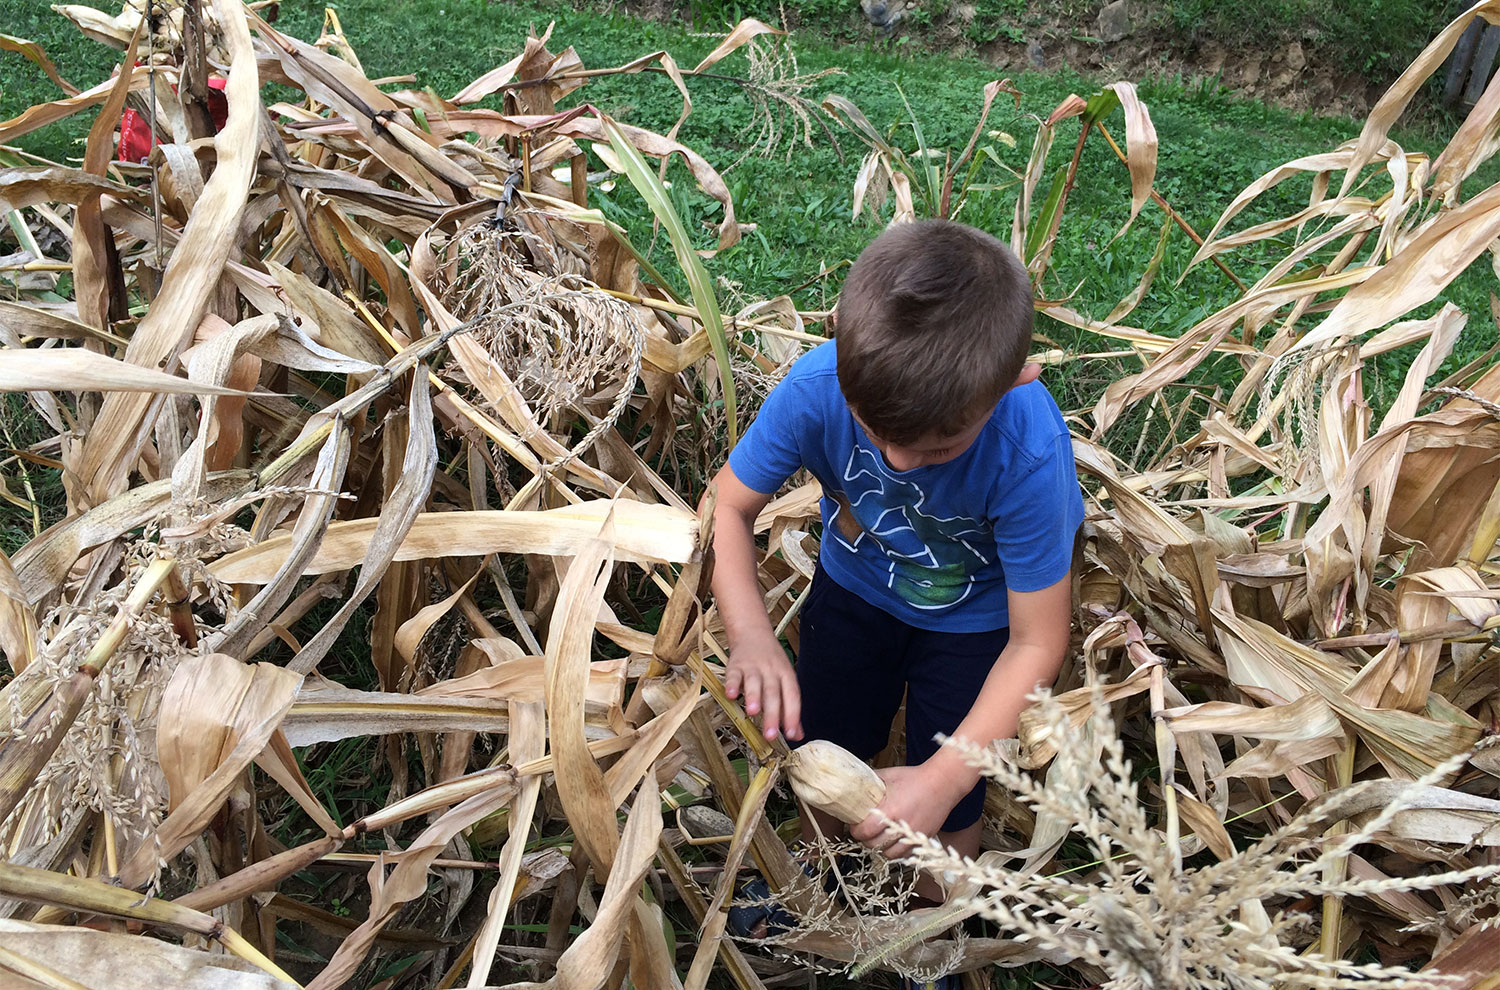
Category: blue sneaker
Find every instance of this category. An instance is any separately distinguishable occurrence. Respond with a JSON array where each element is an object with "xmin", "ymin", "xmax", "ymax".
[
  {"xmin": 725, "ymin": 874, "xmax": 796, "ymax": 939},
  {"xmin": 904, "ymin": 976, "xmax": 959, "ymax": 990}
]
